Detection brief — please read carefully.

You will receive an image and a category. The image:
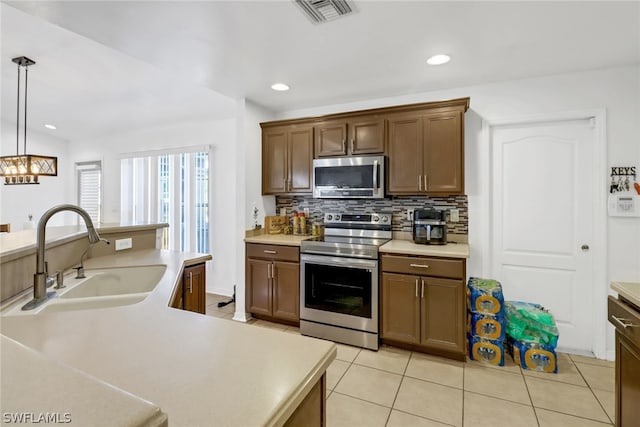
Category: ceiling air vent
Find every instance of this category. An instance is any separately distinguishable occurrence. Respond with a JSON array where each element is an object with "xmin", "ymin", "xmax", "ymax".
[{"xmin": 294, "ymin": 0, "xmax": 355, "ymax": 24}]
